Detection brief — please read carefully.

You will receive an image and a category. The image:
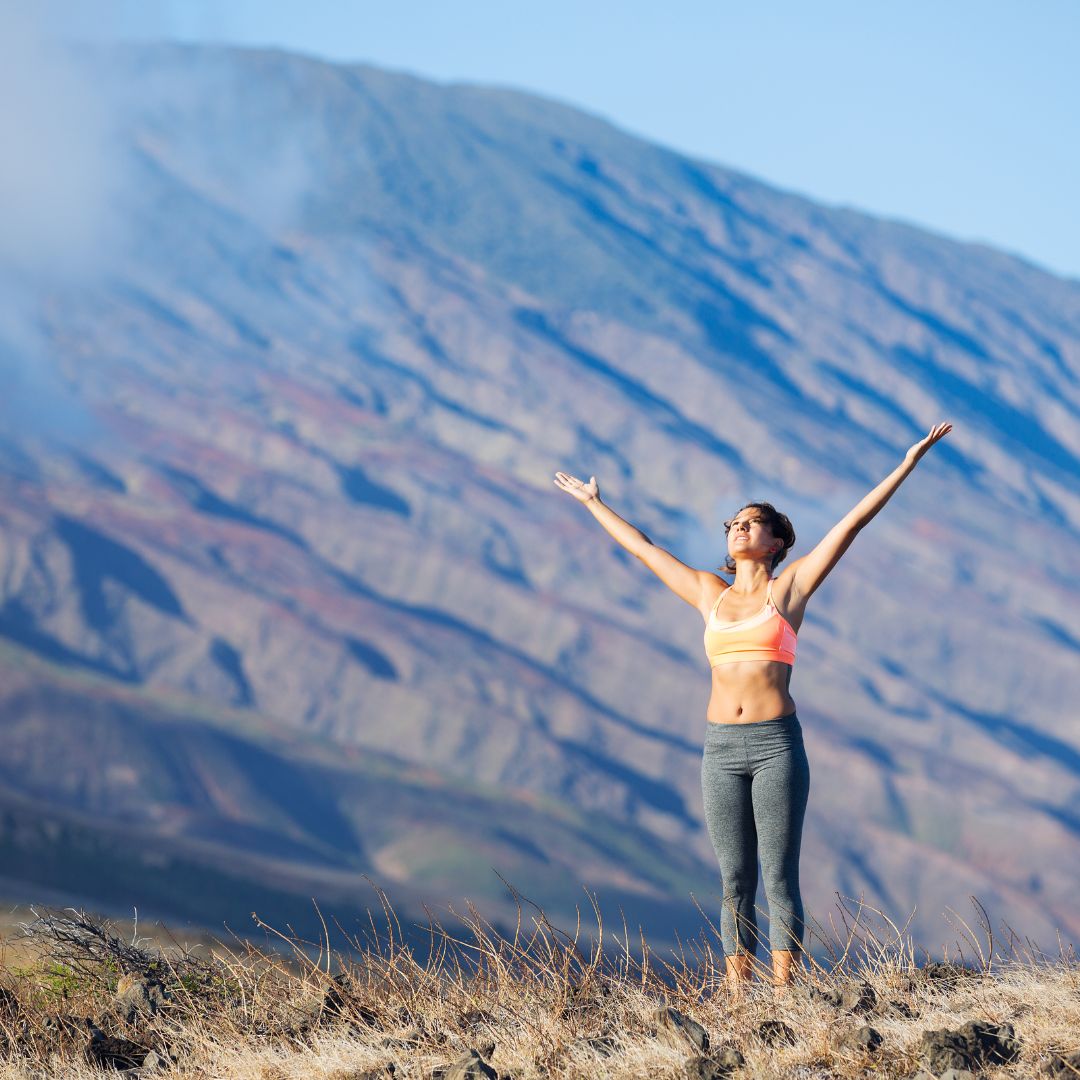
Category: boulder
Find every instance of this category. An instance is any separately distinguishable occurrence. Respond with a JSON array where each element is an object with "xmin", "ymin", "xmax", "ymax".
[
  {"xmin": 348, "ymin": 1066, "xmax": 396, "ymax": 1080},
  {"xmin": 0, "ymin": 986, "xmax": 20, "ymax": 1018},
  {"xmin": 323, "ymin": 973, "xmax": 381, "ymax": 1029},
  {"xmin": 918, "ymin": 1028, "xmax": 977, "ymax": 1074},
  {"xmin": 83, "ymin": 1019, "xmax": 151, "ymax": 1070},
  {"xmin": 918, "ymin": 1020, "xmax": 1020, "ymax": 1074},
  {"xmin": 114, "ymin": 975, "xmax": 166, "ymax": 1023},
  {"xmin": 575, "ymin": 1034, "xmax": 618, "ymax": 1057},
  {"xmin": 835, "ymin": 1025, "xmax": 882, "ymax": 1054},
  {"xmin": 920, "ymin": 962, "xmax": 978, "ymax": 988},
  {"xmin": 839, "ymin": 981, "xmax": 877, "ymax": 1013},
  {"xmin": 805, "ymin": 984, "xmax": 843, "ymax": 1008},
  {"xmin": 756, "ymin": 1020, "xmax": 796, "ymax": 1046},
  {"xmin": 378, "ymin": 1024, "xmax": 423, "ymax": 1050},
  {"xmin": 884, "ymin": 998, "xmax": 918, "ymax": 1019},
  {"xmin": 957, "ymin": 1020, "xmax": 1021, "ymax": 1066},
  {"xmin": 656, "ymin": 1005, "xmax": 710, "ymax": 1053},
  {"xmin": 1042, "ymin": 1050, "xmax": 1080, "ymax": 1077},
  {"xmin": 684, "ymin": 1046, "xmax": 746, "ymax": 1078},
  {"xmin": 431, "ymin": 1049, "xmax": 498, "ymax": 1080},
  {"xmin": 139, "ymin": 1049, "xmax": 164, "ymax": 1072}
]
